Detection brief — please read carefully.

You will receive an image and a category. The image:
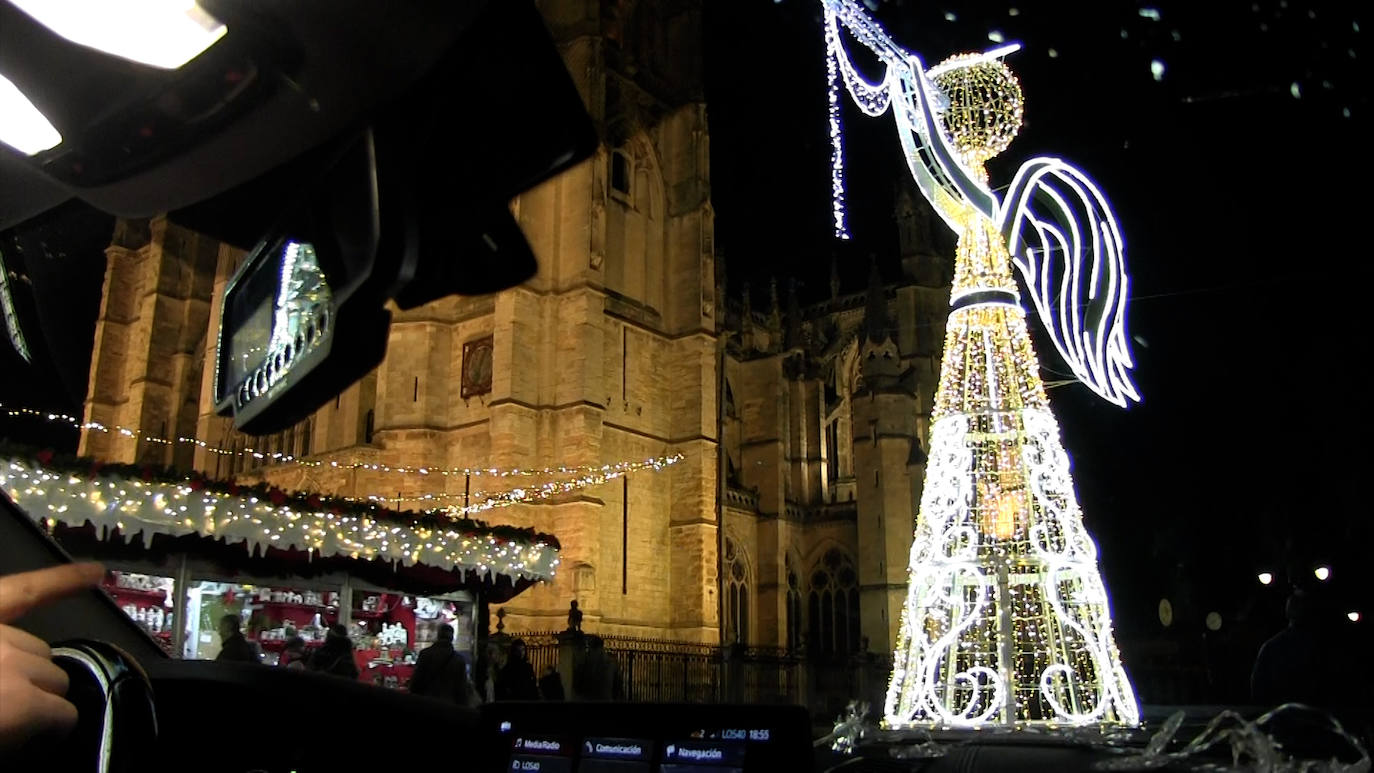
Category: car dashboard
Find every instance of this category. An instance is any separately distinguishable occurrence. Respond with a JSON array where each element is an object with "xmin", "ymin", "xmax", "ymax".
[{"xmin": 138, "ymin": 658, "xmax": 813, "ymax": 773}]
